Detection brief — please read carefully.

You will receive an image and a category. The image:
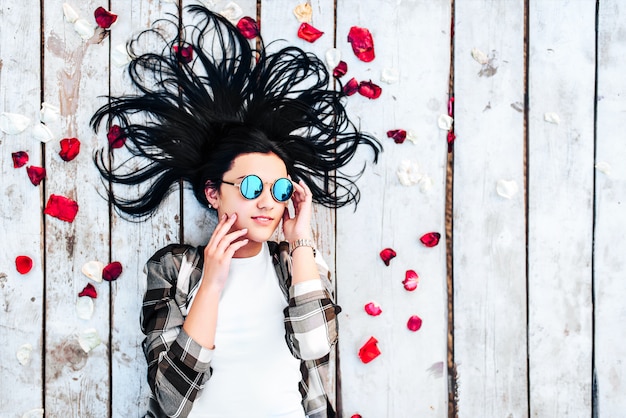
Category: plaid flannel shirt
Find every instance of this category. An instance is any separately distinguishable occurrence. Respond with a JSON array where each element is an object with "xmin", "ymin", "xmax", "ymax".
[{"xmin": 141, "ymin": 241, "xmax": 340, "ymax": 418}]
